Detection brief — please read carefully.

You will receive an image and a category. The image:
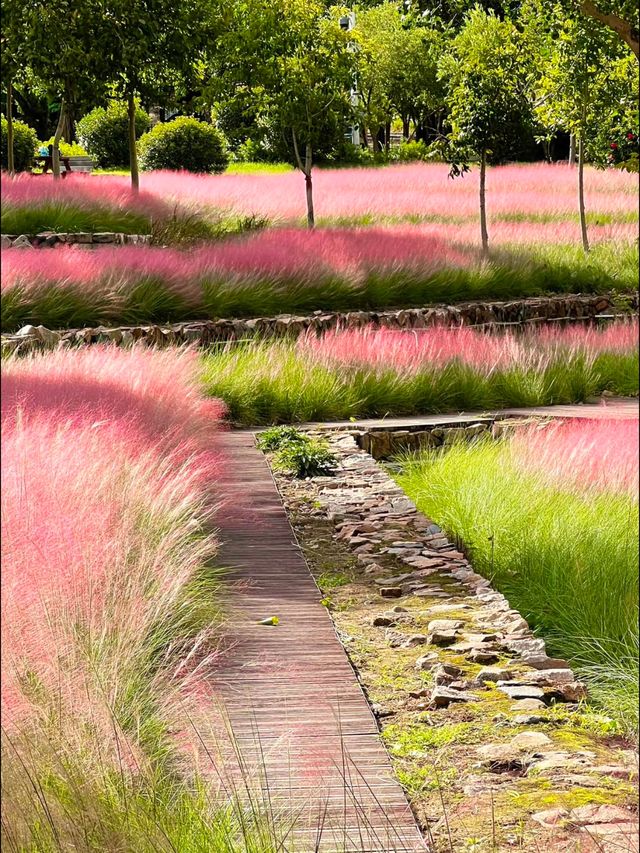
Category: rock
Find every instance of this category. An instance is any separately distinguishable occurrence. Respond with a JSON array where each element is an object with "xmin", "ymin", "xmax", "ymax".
[
  {"xmin": 415, "ymin": 653, "xmax": 439, "ymax": 671},
  {"xmin": 401, "ymin": 634, "xmax": 428, "ymax": 648},
  {"xmin": 568, "ymin": 805, "xmax": 635, "ymax": 826},
  {"xmin": 372, "ymin": 615, "xmax": 396, "ymax": 627},
  {"xmin": 35, "ymin": 326, "xmax": 61, "ymax": 347},
  {"xmin": 521, "ymin": 654, "xmax": 572, "ymax": 671},
  {"xmin": 476, "ymin": 744, "xmax": 532, "ymax": 771},
  {"xmin": 380, "ymin": 587, "xmax": 403, "ymax": 598},
  {"xmin": 531, "ymin": 808, "xmax": 570, "ymax": 828},
  {"xmin": 12, "ymin": 234, "xmax": 33, "ymax": 248},
  {"xmin": 509, "ymin": 731, "xmax": 552, "ymax": 750},
  {"xmin": 520, "ymin": 668, "xmax": 577, "ymax": 685},
  {"xmin": 467, "ymin": 649, "xmax": 500, "ymax": 664},
  {"xmin": 513, "ymin": 714, "xmax": 547, "ymax": 725},
  {"xmin": 1, "ymin": 235, "xmax": 11, "ymax": 249},
  {"xmin": 427, "ymin": 619, "xmax": 463, "ymax": 646},
  {"xmin": 374, "ymin": 573, "xmax": 414, "ymax": 585},
  {"xmin": 591, "ymin": 764, "xmax": 639, "ymax": 780},
  {"xmin": 476, "ymin": 667, "xmax": 515, "ymax": 685},
  {"xmin": 510, "ymin": 698, "xmax": 546, "ymax": 711},
  {"xmin": 424, "ymin": 603, "xmax": 472, "ymax": 615},
  {"xmin": 498, "ymin": 684, "xmax": 546, "ymax": 701},
  {"xmin": 433, "ymin": 663, "xmax": 462, "ymax": 685},
  {"xmin": 431, "ymin": 686, "xmax": 476, "ymax": 707},
  {"xmin": 533, "ymin": 752, "xmax": 593, "ymax": 772}
]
